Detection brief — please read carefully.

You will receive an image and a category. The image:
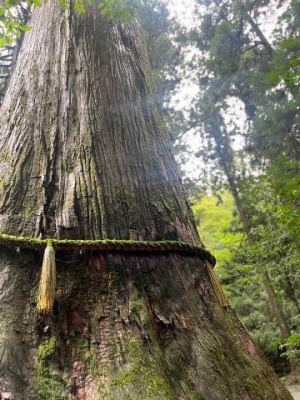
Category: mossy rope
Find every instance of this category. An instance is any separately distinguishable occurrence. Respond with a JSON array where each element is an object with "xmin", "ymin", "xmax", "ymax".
[
  {"xmin": 0, "ymin": 233, "xmax": 229, "ymax": 311},
  {"xmin": 0, "ymin": 233, "xmax": 216, "ymax": 266}
]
